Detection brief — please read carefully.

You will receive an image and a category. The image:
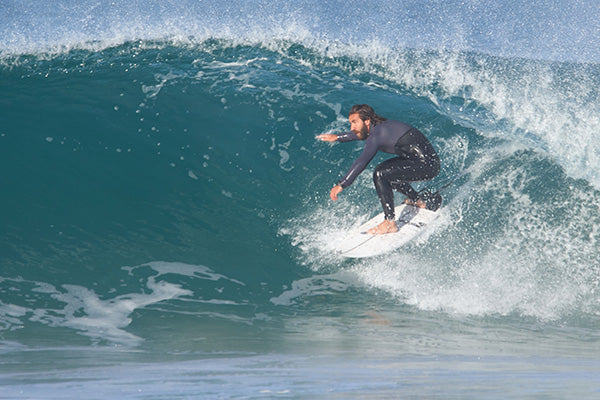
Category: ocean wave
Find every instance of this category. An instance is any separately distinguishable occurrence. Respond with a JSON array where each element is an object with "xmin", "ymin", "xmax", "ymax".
[{"xmin": 2, "ymin": 33, "xmax": 599, "ymax": 327}]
